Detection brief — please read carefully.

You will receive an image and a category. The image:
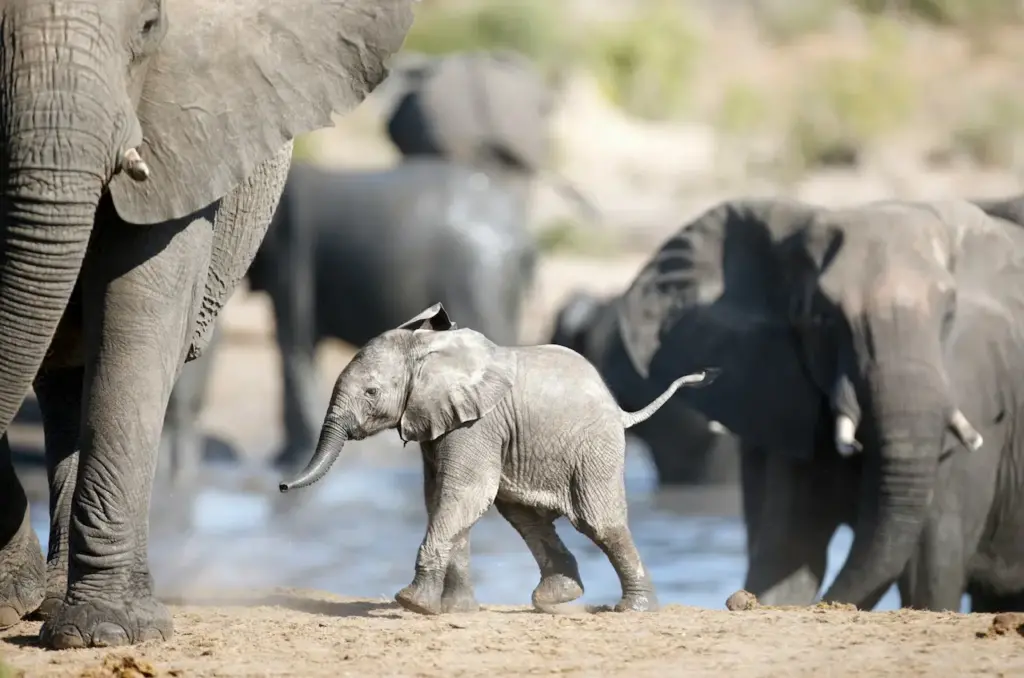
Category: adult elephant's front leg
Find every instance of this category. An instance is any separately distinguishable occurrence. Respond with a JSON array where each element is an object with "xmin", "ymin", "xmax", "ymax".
[
  {"xmin": 268, "ymin": 186, "xmax": 320, "ymax": 471},
  {"xmin": 743, "ymin": 448, "xmax": 840, "ymax": 606},
  {"xmin": 38, "ymin": 206, "xmax": 216, "ymax": 650}
]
